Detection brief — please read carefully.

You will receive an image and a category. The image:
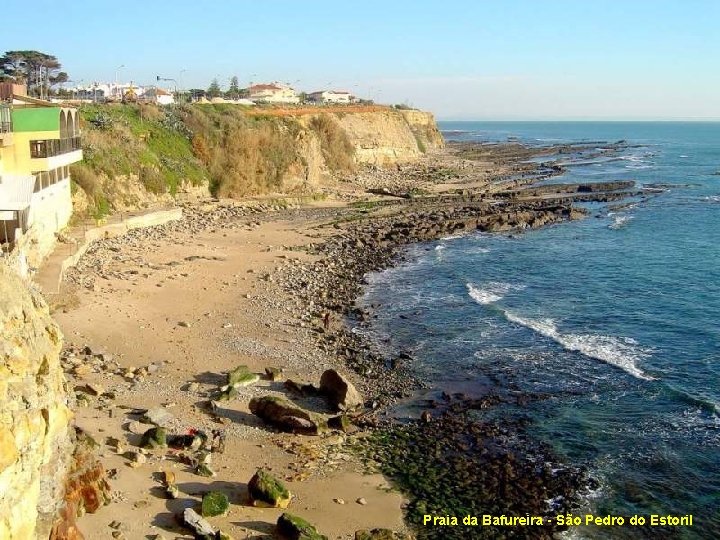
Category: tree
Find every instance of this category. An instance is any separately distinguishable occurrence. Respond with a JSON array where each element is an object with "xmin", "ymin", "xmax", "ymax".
[
  {"xmin": 226, "ymin": 76, "xmax": 240, "ymax": 100},
  {"xmin": 298, "ymin": 92, "xmax": 308, "ymax": 104},
  {"xmin": 207, "ymin": 78, "xmax": 222, "ymax": 99},
  {"xmin": 0, "ymin": 50, "xmax": 69, "ymax": 99}
]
